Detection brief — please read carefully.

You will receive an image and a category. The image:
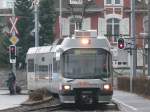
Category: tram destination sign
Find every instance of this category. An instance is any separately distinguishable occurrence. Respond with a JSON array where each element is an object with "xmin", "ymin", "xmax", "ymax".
[
  {"xmin": 70, "ymin": 0, "xmax": 83, "ymax": 4},
  {"xmin": 75, "ymin": 49, "xmax": 97, "ymax": 55}
]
